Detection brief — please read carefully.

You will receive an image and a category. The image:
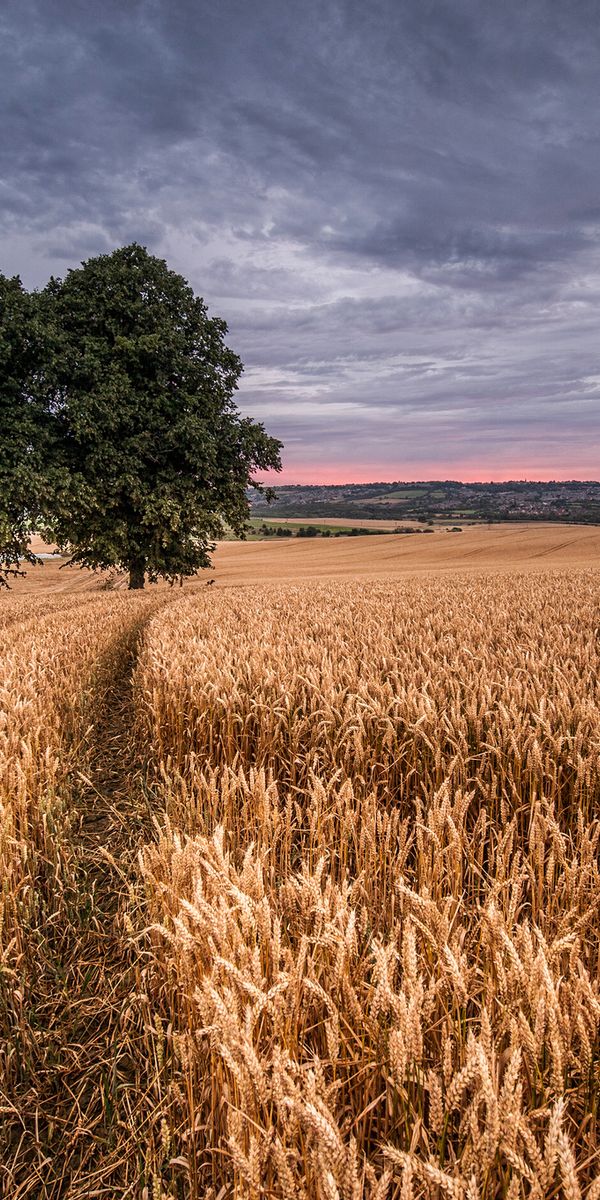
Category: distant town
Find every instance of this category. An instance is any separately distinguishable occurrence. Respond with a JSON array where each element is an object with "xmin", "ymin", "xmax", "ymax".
[{"xmin": 251, "ymin": 480, "xmax": 600, "ymax": 525}]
